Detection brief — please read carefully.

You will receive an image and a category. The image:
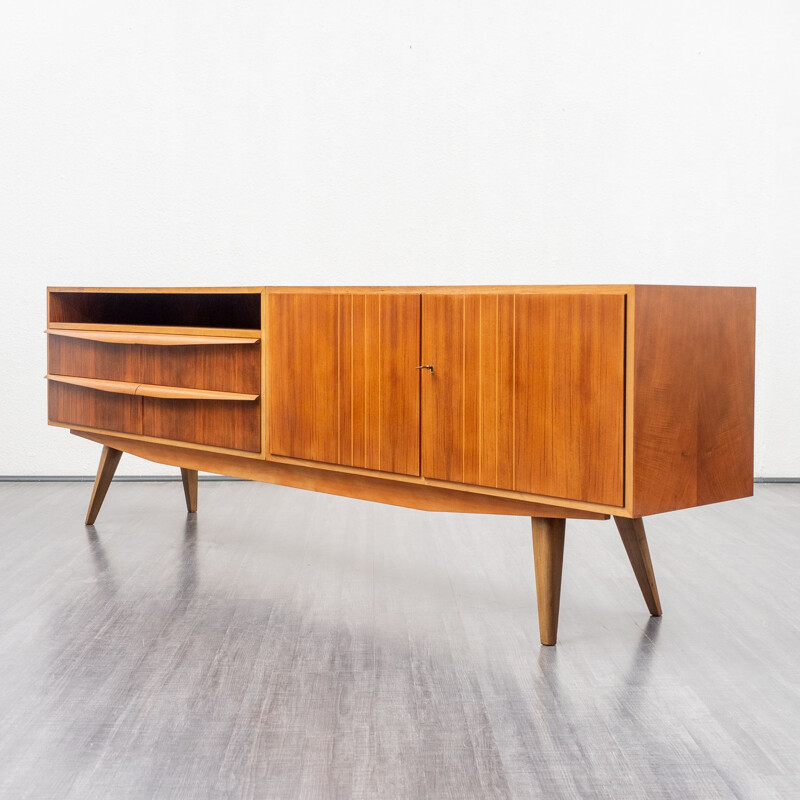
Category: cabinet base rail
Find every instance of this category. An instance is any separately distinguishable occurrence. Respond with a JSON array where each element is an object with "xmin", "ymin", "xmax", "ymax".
[{"xmin": 80, "ymin": 435, "xmax": 662, "ymax": 645}]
